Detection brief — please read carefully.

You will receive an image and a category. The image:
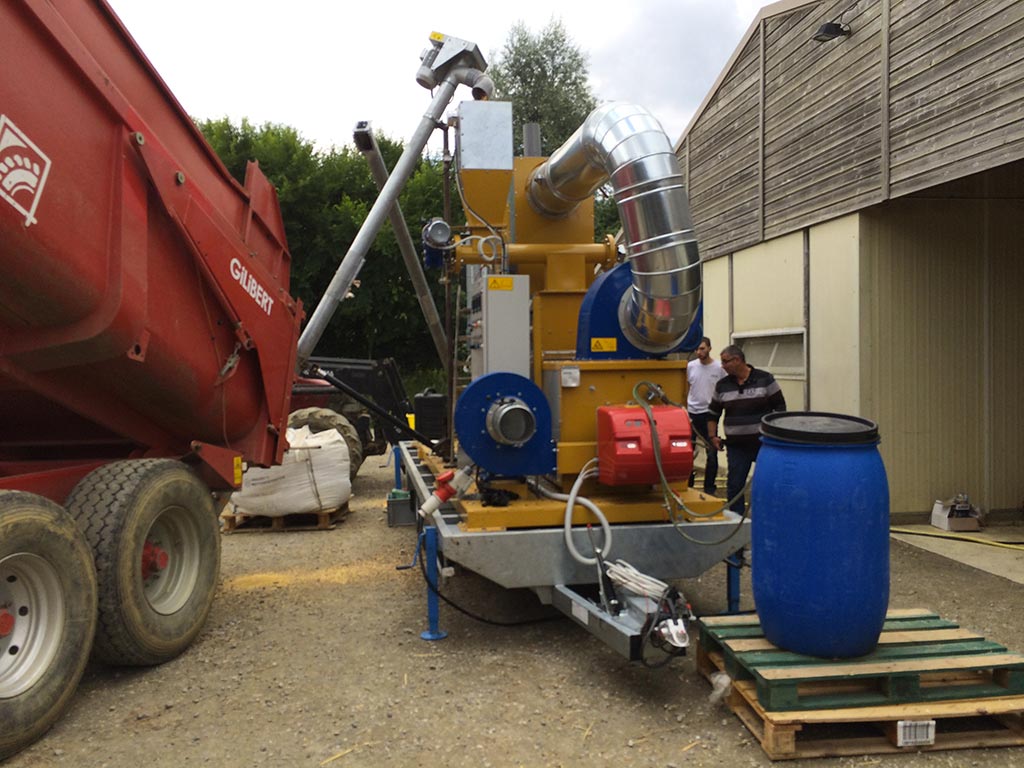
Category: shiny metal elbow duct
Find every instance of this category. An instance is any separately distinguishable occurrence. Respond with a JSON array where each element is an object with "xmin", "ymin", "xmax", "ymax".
[{"xmin": 526, "ymin": 103, "xmax": 701, "ymax": 353}]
